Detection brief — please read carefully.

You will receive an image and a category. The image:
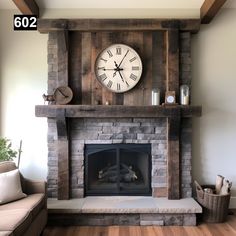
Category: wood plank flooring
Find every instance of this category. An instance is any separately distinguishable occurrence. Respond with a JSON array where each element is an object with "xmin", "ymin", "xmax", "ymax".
[{"xmin": 42, "ymin": 211, "xmax": 236, "ymax": 236}]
